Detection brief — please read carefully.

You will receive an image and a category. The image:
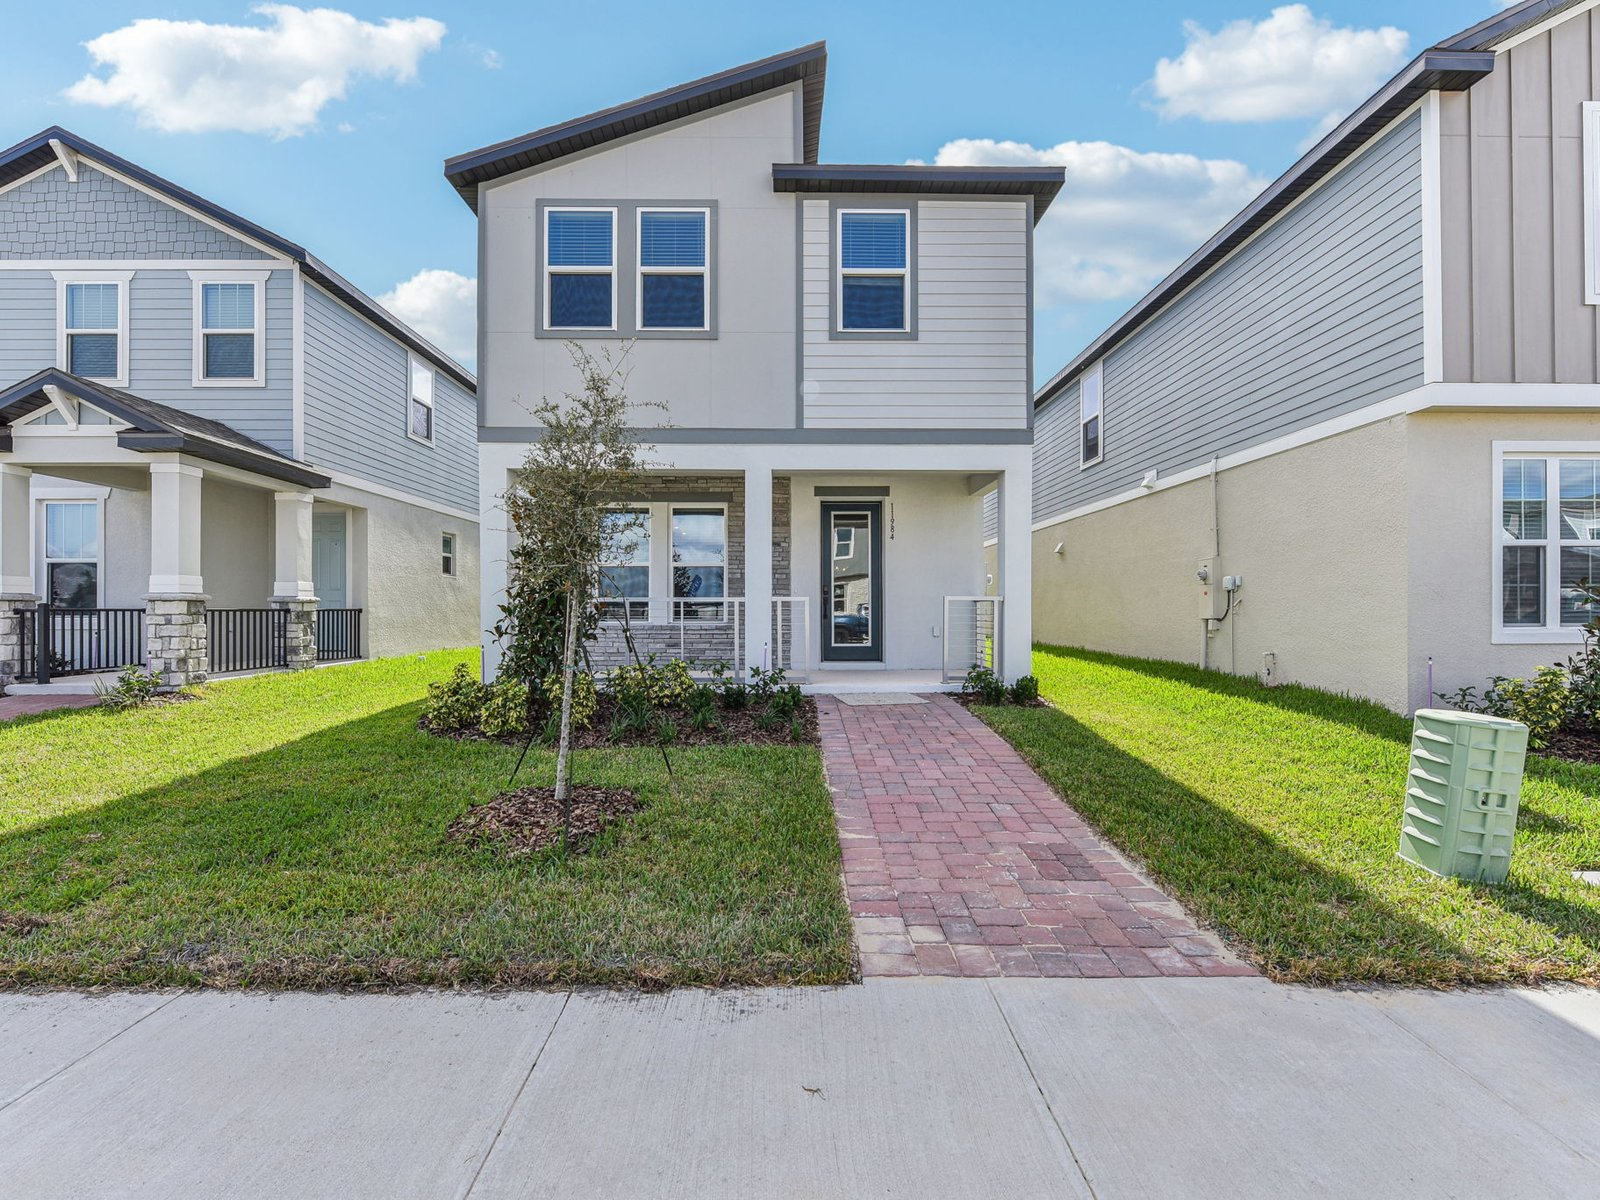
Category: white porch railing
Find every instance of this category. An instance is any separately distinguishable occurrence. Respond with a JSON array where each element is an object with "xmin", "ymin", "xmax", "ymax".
[
  {"xmin": 943, "ymin": 596, "xmax": 1004, "ymax": 685},
  {"xmin": 587, "ymin": 594, "xmax": 812, "ymax": 681}
]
